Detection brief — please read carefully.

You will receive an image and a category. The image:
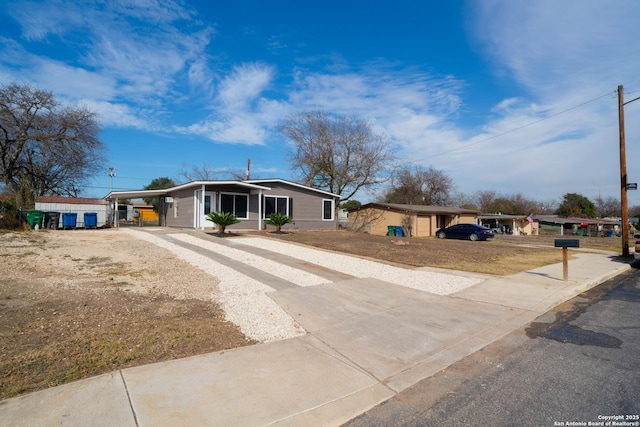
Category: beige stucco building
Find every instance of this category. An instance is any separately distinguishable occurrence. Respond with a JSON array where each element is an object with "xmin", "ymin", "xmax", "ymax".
[{"xmin": 347, "ymin": 203, "xmax": 481, "ymax": 237}]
